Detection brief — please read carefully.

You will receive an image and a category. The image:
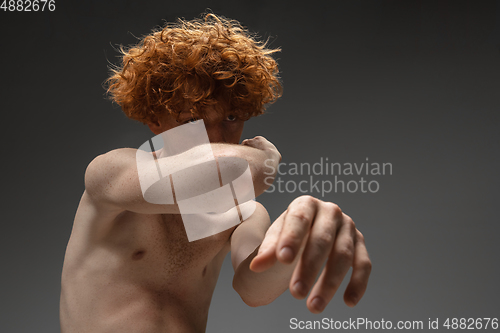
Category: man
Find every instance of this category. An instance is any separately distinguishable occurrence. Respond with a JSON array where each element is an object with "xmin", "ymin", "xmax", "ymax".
[{"xmin": 60, "ymin": 13, "xmax": 371, "ymax": 333}]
